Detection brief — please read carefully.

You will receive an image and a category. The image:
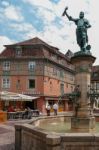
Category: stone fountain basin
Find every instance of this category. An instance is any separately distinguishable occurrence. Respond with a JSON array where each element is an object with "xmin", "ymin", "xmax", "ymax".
[
  {"xmin": 32, "ymin": 115, "xmax": 71, "ymax": 133},
  {"xmin": 15, "ymin": 115, "xmax": 99, "ymax": 150}
]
